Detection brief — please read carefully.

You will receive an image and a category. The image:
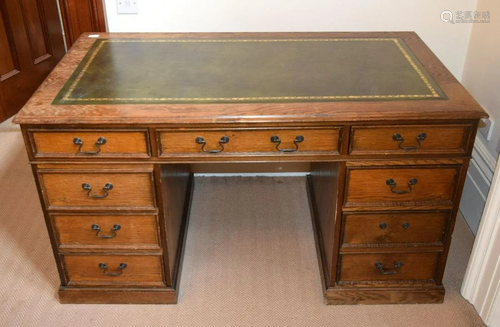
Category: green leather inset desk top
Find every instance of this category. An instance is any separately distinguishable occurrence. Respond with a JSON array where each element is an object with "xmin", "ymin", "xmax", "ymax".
[{"xmin": 53, "ymin": 38, "xmax": 446, "ymax": 104}]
